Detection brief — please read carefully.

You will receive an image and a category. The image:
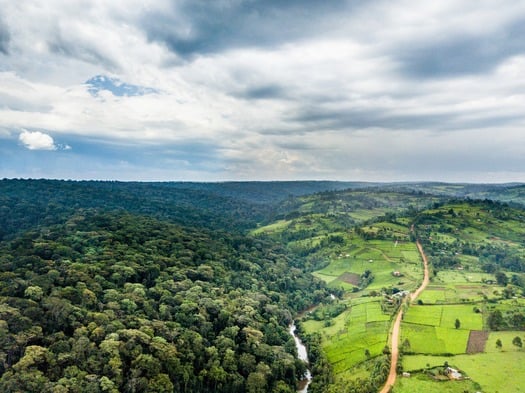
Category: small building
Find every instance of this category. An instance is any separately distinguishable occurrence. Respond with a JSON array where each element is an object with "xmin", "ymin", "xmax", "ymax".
[
  {"xmin": 445, "ymin": 367, "xmax": 463, "ymax": 380},
  {"xmin": 402, "ymin": 372, "xmax": 411, "ymax": 378}
]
